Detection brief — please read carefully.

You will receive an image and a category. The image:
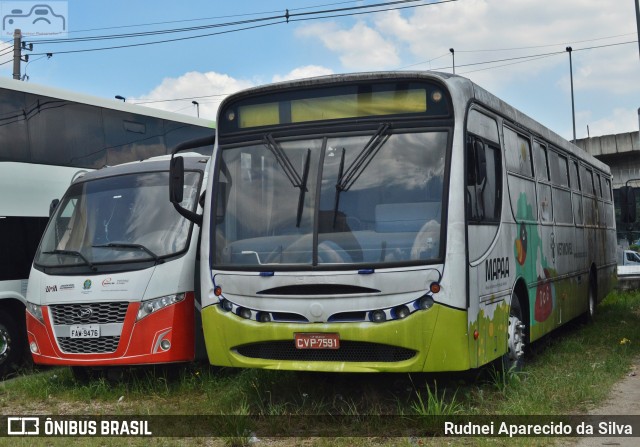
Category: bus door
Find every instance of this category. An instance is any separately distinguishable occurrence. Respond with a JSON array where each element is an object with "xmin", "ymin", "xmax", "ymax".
[{"xmin": 465, "ymin": 110, "xmax": 506, "ymax": 366}]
